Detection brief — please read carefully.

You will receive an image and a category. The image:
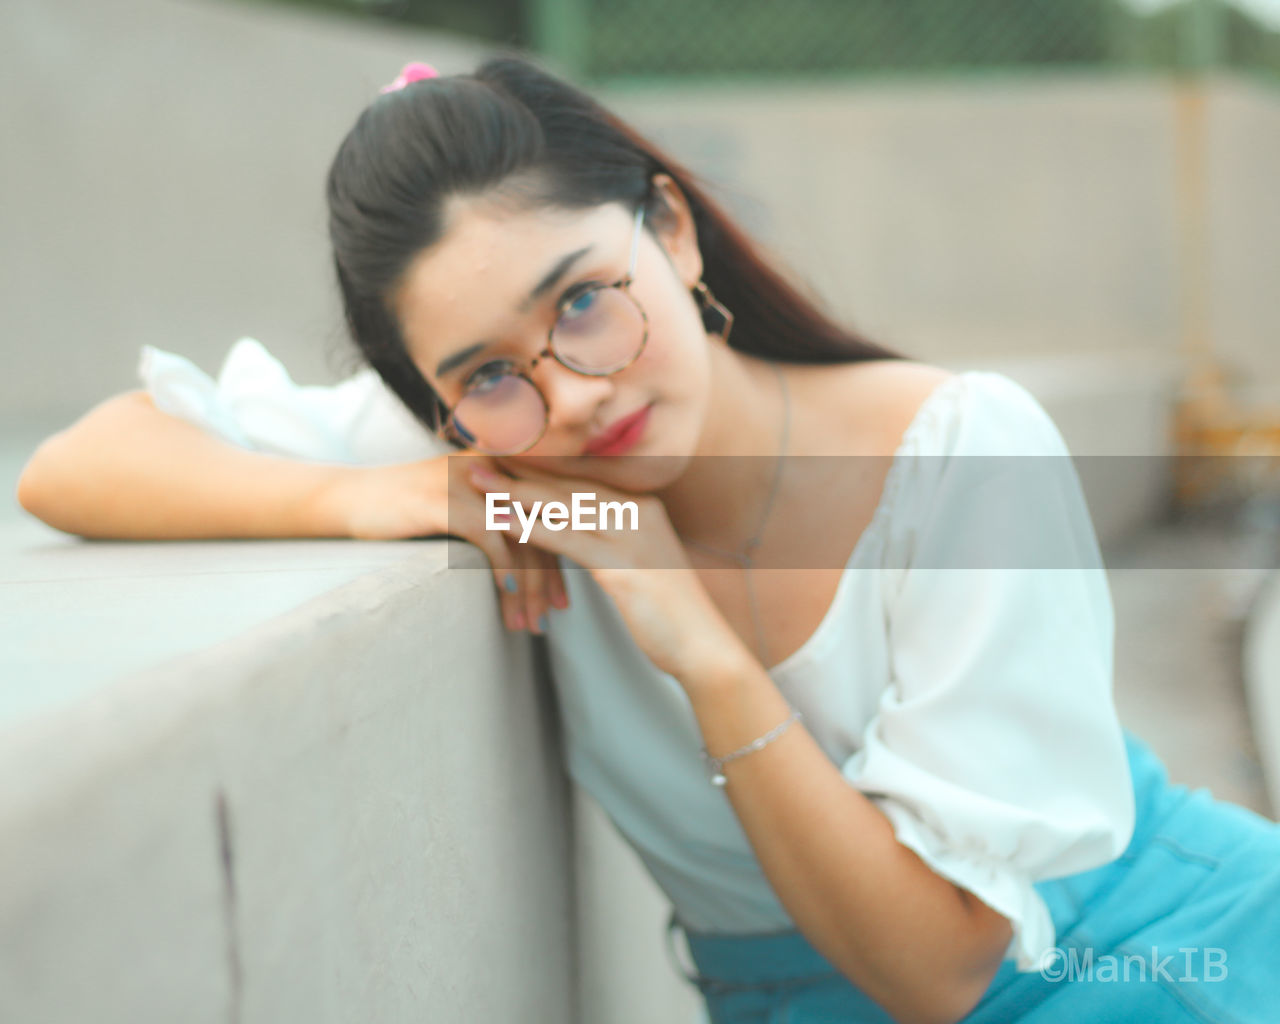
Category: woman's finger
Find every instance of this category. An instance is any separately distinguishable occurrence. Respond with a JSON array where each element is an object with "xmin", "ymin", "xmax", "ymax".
[
  {"xmin": 529, "ymin": 545, "xmax": 569, "ymax": 627},
  {"xmin": 443, "ymin": 454, "xmax": 528, "ymax": 631},
  {"xmin": 454, "ymin": 499, "xmax": 525, "ymax": 631},
  {"xmin": 512, "ymin": 538, "xmax": 548, "ymax": 636},
  {"xmin": 454, "ymin": 455, "xmax": 578, "ymax": 630},
  {"xmin": 544, "ymin": 547, "xmax": 570, "ymax": 611},
  {"xmin": 469, "ymin": 520, "xmax": 527, "ymax": 632}
]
